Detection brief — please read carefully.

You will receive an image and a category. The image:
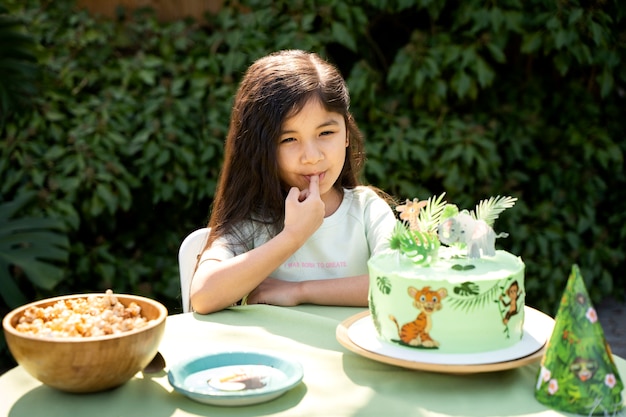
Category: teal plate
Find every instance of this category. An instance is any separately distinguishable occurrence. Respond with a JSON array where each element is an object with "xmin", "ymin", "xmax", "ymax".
[{"xmin": 167, "ymin": 351, "xmax": 303, "ymax": 406}]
